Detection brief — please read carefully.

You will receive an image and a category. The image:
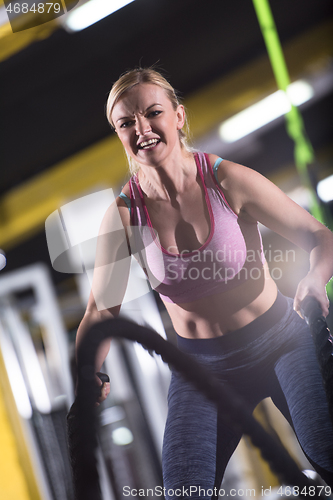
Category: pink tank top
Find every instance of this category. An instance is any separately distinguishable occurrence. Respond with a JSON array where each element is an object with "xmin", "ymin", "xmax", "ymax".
[{"xmin": 128, "ymin": 152, "xmax": 265, "ymax": 304}]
